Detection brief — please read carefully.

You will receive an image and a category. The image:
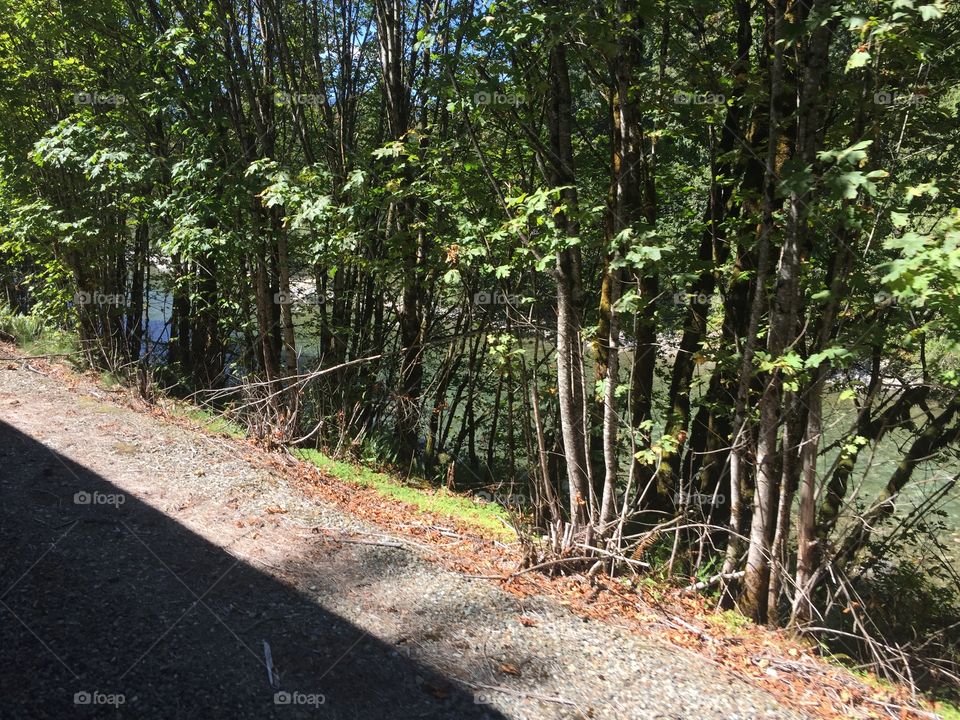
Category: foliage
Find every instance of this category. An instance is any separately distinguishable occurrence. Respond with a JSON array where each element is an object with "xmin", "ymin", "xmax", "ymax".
[{"xmin": 1, "ymin": 0, "xmax": 959, "ymax": 701}]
